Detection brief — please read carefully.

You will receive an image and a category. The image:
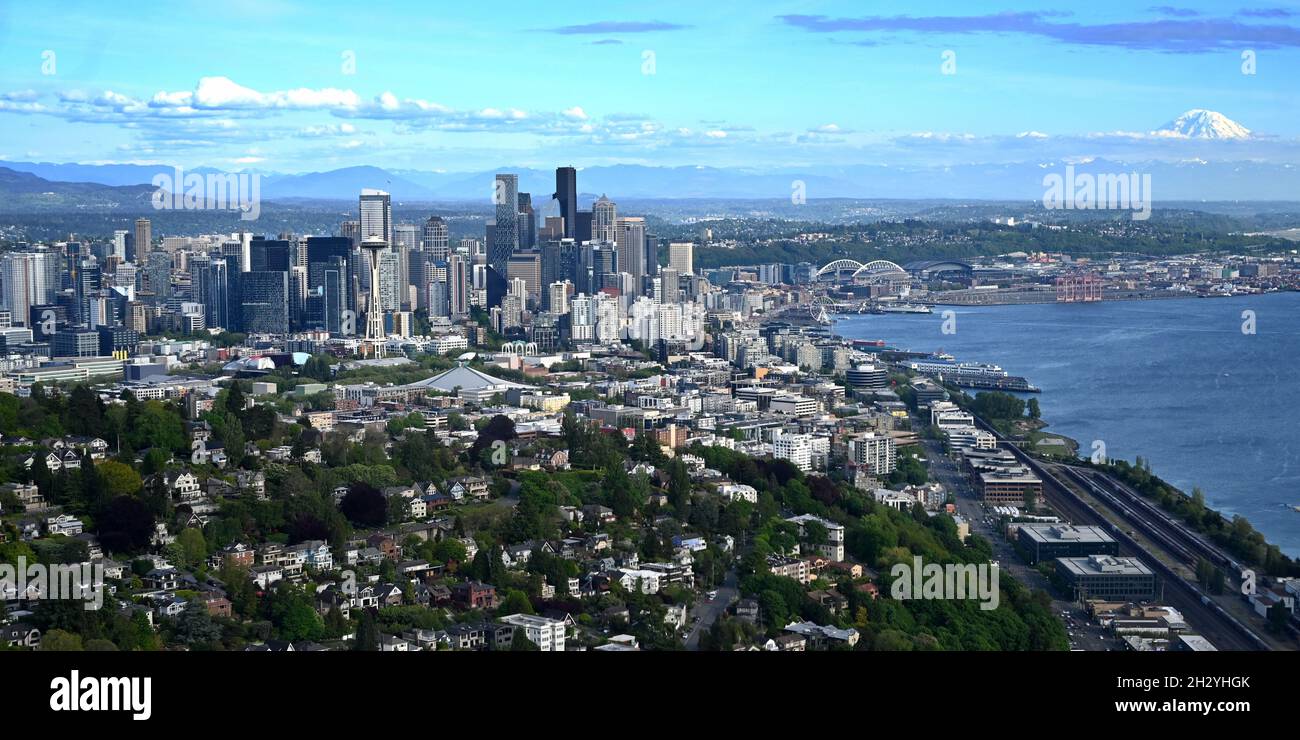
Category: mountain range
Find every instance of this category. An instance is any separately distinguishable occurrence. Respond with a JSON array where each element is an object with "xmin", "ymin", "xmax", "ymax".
[
  {"xmin": 0, "ymin": 110, "xmax": 1294, "ymax": 203},
  {"xmin": 4, "ymin": 109, "xmax": 1291, "ymax": 203},
  {"xmin": 3, "ymin": 159, "xmax": 1299, "ymax": 205}
]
